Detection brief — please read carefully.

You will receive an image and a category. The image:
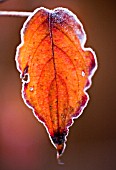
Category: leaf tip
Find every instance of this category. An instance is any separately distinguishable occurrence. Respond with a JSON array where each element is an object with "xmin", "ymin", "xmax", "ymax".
[{"xmin": 57, "ymin": 144, "xmax": 64, "ymax": 165}]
